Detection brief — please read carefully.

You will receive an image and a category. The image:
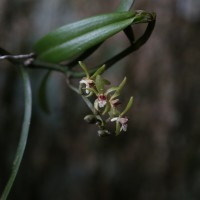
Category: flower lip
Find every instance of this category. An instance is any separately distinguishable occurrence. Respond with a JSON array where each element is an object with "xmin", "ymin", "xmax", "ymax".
[
  {"xmin": 97, "ymin": 93, "xmax": 107, "ymax": 108},
  {"xmin": 111, "ymin": 116, "xmax": 128, "ymax": 132}
]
